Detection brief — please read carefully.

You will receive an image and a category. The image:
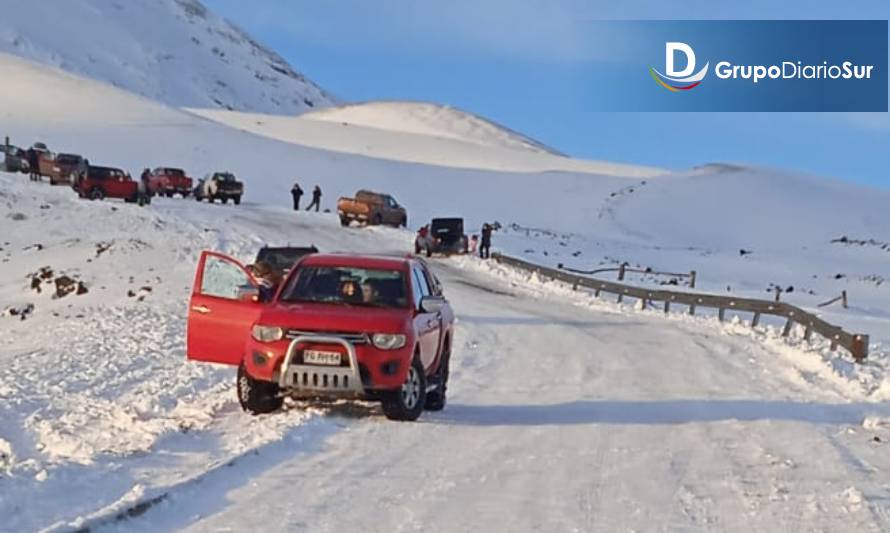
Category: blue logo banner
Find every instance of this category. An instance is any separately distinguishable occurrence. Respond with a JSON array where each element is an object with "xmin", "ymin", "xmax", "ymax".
[{"xmin": 587, "ymin": 20, "xmax": 888, "ymax": 112}]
